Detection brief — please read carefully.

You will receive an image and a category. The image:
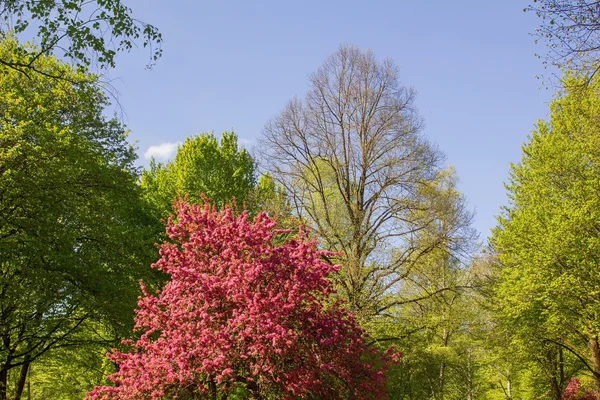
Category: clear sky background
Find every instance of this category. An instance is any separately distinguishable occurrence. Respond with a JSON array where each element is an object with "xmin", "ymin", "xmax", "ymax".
[{"xmin": 105, "ymin": 0, "xmax": 556, "ymax": 241}]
